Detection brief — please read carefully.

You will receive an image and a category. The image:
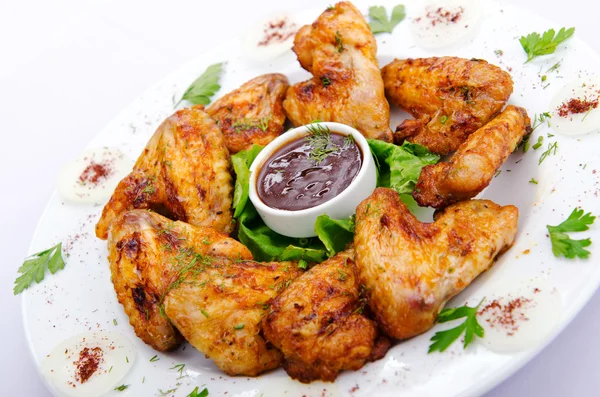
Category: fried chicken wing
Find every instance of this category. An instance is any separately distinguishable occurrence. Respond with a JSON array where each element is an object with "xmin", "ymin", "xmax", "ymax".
[
  {"xmin": 206, "ymin": 74, "xmax": 289, "ymax": 154},
  {"xmin": 381, "ymin": 57, "xmax": 513, "ymax": 154},
  {"xmin": 164, "ymin": 258, "xmax": 301, "ymax": 376},
  {"xmin": 283, "ymin": 2, "xmax": 392, "ymax": 142},
  {"xmin": 414, "ymin": 105, "xmax": 531, "ymax": 208},
  {"xmin": 262, "ymin": 250, "xmax": 389, "ymax": 383},
  {"xmin": 96, "ymin": 105, "xmax": 233, "ymax": 239},
  {"xmin": 354, "ymin": 188, "xmax": 517, "ymax": 340},
  {"xmin": 107, "ymin": 209, "xmax": 252, "ymax": 351}
]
